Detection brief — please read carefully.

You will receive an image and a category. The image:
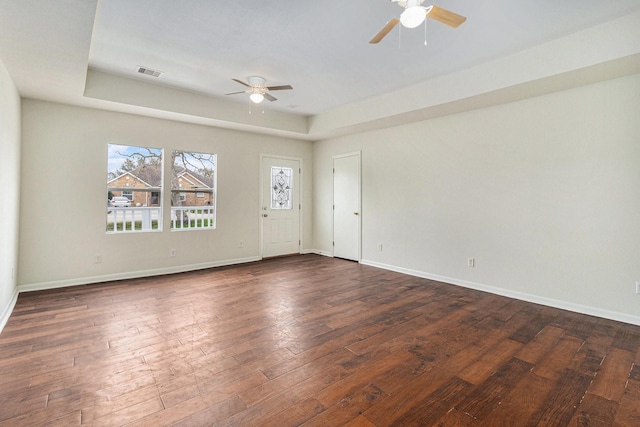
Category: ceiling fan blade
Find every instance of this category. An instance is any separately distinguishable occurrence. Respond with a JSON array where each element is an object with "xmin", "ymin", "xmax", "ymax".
[
  {"xmin": 427, "ymin": 6, "xmax": 466, "ymax": 28},
  {"xmin": 266, "ymin": 85, "xmax": 293, "ymax": 91},
  {"xmin": 225, "ymin": 91, "xmax": 247, "ymax": 95},
  {"xmin": 232, "ymin": 78, "xmax": 251, "ymax": 87},
  {"xmin": 369, "ymin": 18, "xmax": 399, "ymax": 44},
  {"xmin": 264, "ymin": 93, "xmax": 277, "ymax": 102}
]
